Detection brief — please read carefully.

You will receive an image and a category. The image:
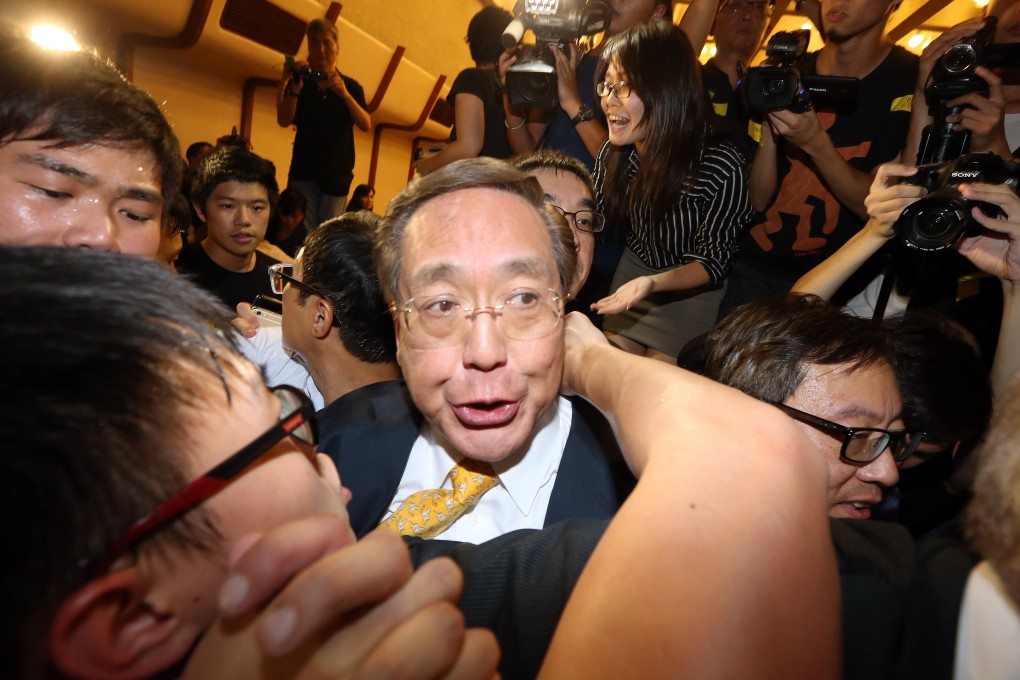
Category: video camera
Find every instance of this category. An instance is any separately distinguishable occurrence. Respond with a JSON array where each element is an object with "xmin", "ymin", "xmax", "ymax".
[
  {"xmin": 893, "ymin": 152, "xmax": 1020, "ymax": 251},
  {"xmin": 739, "ymin": 30, "xmax": 858, "ymax": 114},
  {"xmin": 501, "ymin": 0, "xmax": 611, "ymax": 109}
]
